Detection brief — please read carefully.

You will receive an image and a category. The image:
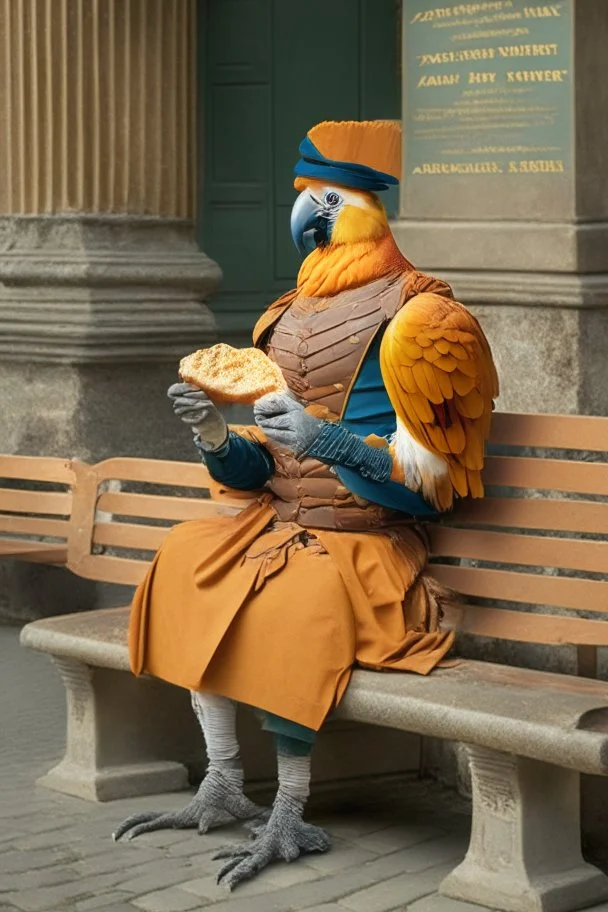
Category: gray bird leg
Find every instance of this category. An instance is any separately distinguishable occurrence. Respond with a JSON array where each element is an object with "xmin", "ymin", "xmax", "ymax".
[
  {"xmin": 214, "ymin": 748, "xmax": 330, "ymax": 889},
  {"xmin": 113, "ymin": 692, "xmax": 268, "ymax": 841}
]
